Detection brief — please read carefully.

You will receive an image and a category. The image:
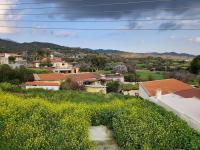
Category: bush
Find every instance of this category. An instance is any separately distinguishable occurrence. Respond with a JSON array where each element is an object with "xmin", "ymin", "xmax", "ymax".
[
  {"xmin": 0, "ymin": 82, "xmax": 22, "ymax": 93},
  {"xmin": 121, "ymin": 83, "xmax": 139, "ymax": 91},
  {"xmin": 61, "ymin": 78, "xmax": 84, "ymax": 91},
  {"xmin": 0, "ymin": 65, "xmax": 33, "ymax": 84},
  {"xmin": 124, "ymin": 73, "xmax": 139, "ymax": 82},
  {"xmin": 0, "ymin": 93, "xmax": 94, "ymax": 150},
  {"xmin": 106, "ymin": 81, "xmax": 120, "ymax": 93},
  {"xmin": 190, "ymin": 55, "xmax": 200, "ymax": 74},
  {"xmin": 112, "ymin": 101, "xmax": 200, "ymax": 150}
]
